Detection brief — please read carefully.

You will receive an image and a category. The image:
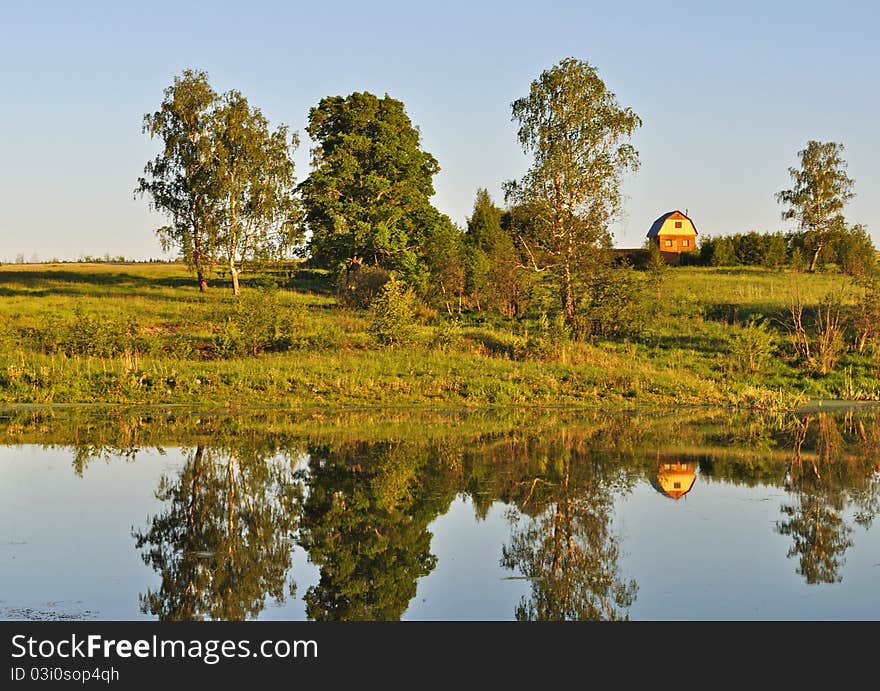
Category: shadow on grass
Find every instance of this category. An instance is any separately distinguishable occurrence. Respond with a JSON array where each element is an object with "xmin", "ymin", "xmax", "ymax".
[{"xmin": 0, "ymin": 267, "xmax": 337, "ymax": 298}]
